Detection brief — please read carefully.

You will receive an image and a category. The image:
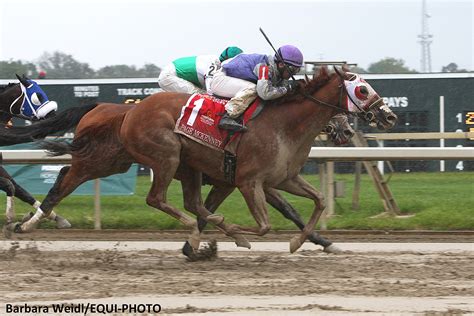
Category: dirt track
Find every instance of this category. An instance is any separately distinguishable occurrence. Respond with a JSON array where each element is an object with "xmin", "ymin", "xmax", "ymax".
[{"xmin": 1, "ymin": 230, "xmax": 473, "ymax": 315}]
